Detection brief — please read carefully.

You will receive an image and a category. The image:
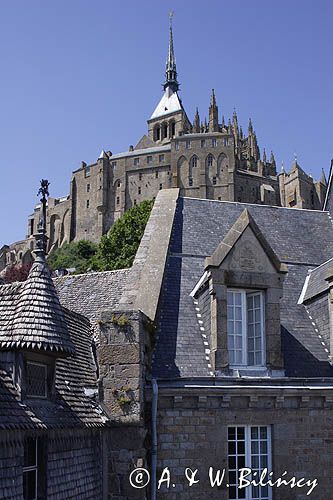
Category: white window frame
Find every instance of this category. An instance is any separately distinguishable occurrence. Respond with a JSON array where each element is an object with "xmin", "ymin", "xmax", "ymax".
[
  {"xmin": 227, "ymin": 289, "xmax": 265, "ymax": 368},
  {"xmin": 23, "ymin": 437, "xmax": 38, "ymax": 500},
  {"xmin": 228, "ymin": 425, "xmax": 272, "ymax": 500},
  {"xmin": 26, "ymin": 361, "xmax": 47, "ymax": 399}
]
